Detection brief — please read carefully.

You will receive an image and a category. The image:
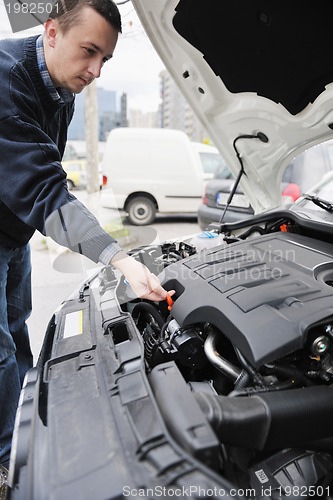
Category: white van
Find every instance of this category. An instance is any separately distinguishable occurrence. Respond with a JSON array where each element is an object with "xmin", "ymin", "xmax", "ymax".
[{"xmin": 100, "ymin": 127, "xmax": 224, "ymax": 225}]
